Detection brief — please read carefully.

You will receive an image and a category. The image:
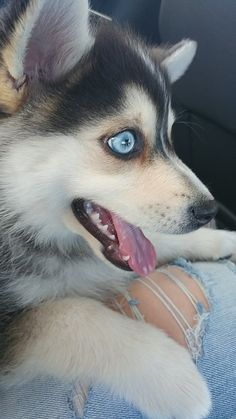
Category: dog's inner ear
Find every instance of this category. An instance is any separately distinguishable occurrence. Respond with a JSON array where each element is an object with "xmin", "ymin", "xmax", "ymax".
[
  {"xmin": 0, "ymin": 0, "xmax": 93, "ymax": 114},
  {"xmin": 152, "ymin": 39, "xmax": 197, "ymax": 83}
]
